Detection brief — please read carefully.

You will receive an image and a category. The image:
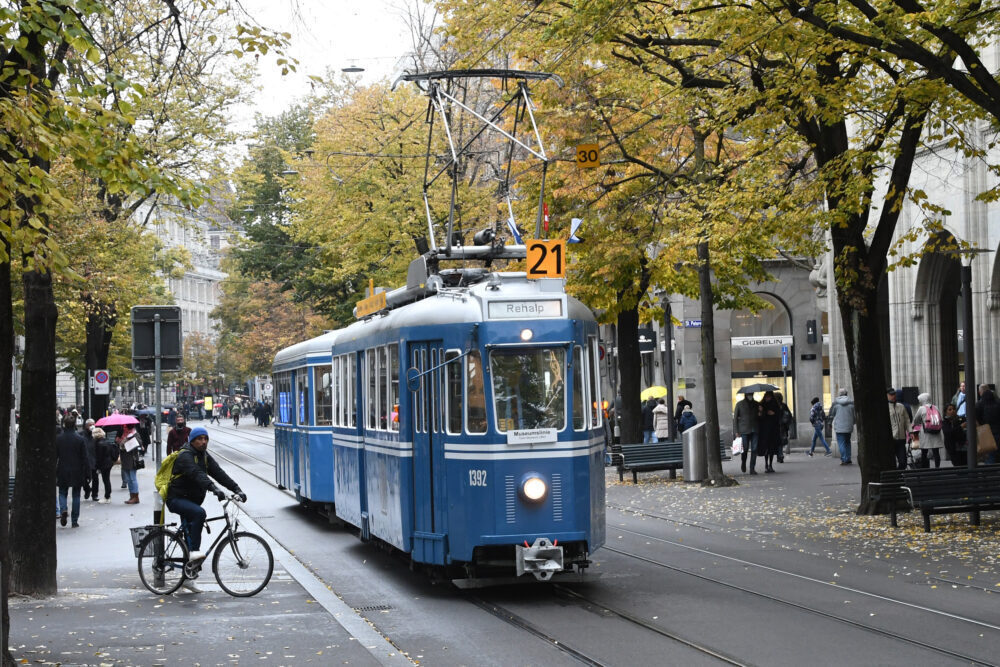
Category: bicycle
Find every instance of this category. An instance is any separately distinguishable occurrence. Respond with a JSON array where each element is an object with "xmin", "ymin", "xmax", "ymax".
[
  {"xmin": 233, "ymin": 412, "xmax": 240, "ymax": 428},
  {"xmin": 133, "ymin": 495, "xmax": 274, "ymax": 597}
]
